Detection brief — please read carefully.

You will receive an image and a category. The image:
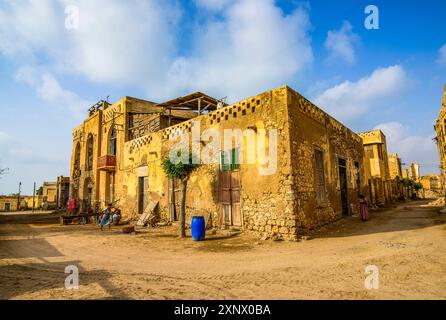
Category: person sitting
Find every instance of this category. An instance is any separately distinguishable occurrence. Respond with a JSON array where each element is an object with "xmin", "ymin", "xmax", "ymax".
[
  {"xmin": 99, "ymin": 203, "xmax": 113, "ymax": 231},
  {"xmin": 111, "ymin": 207, "xmax": 121, "ymax": 226}
]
